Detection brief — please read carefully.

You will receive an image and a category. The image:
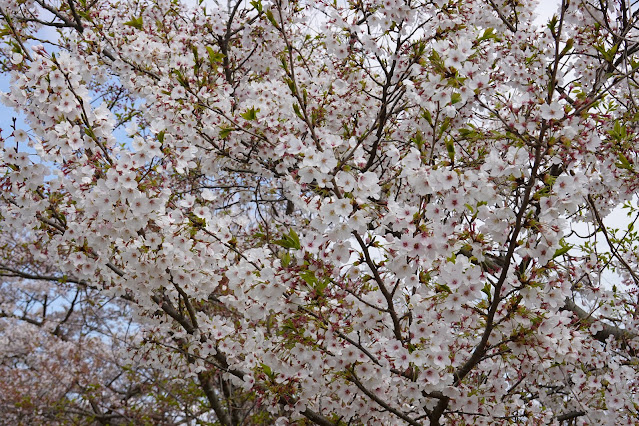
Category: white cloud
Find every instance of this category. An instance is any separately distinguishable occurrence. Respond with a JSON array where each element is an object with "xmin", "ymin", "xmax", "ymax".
[{"xmin": 535, "ymin": 0, "xmax": 561, "ymax": 25}]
